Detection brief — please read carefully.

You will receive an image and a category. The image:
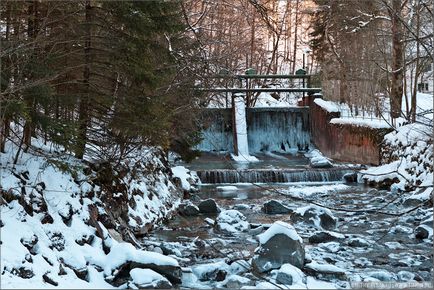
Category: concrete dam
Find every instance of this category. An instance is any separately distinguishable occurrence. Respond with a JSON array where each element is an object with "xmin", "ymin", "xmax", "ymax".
[{"xmin": 195, "ymin": 107, "xmax": 311, "ymax": 154}]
